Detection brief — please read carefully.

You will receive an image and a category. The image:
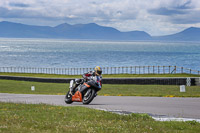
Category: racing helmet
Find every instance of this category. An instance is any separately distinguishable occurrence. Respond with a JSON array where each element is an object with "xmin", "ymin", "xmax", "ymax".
[{"xmin": 94, "ymin": 66, "xmax": 102, "ymax": 75}]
